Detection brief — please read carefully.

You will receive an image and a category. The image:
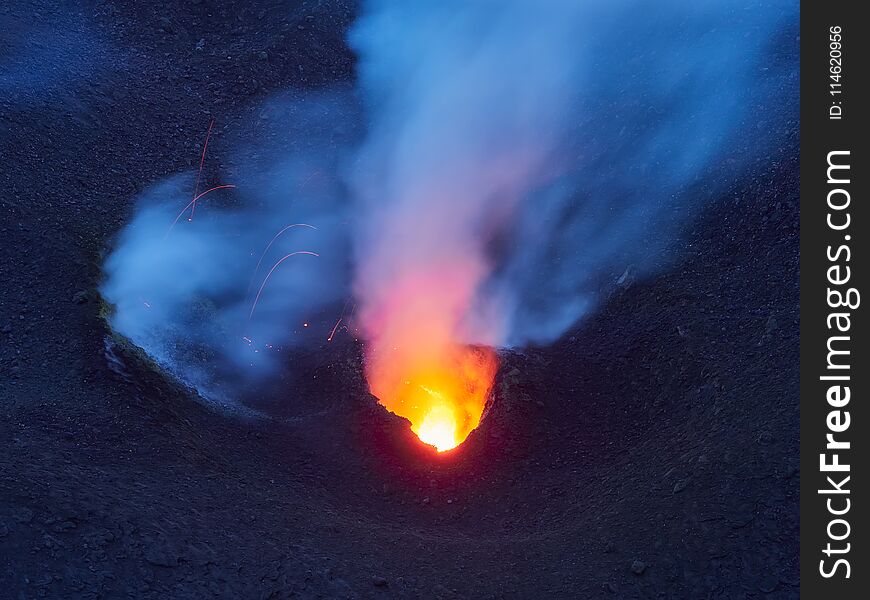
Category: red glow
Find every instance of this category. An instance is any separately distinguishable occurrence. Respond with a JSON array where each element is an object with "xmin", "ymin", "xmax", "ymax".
[{"xmin": 360, "ymin": 268, "xmax": 499, "ymax": 452}]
